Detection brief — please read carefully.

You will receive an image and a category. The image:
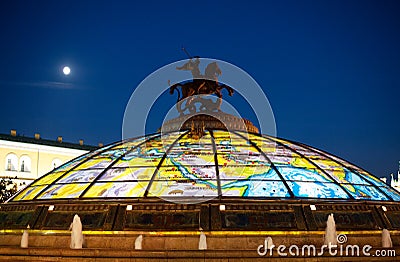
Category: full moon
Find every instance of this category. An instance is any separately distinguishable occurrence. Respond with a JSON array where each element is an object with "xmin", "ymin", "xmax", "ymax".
[{"xmin": 63, "ymin": 66, "xmax": 71, "ymax": 75}]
